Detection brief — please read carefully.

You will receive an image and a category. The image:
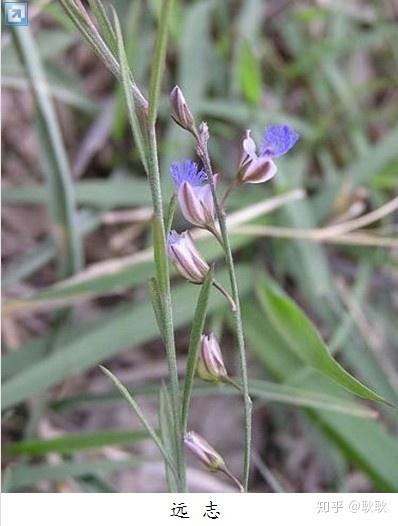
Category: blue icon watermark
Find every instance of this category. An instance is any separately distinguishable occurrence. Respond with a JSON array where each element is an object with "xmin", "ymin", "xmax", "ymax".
[{"xmin": 4, "ymin": 2, "xmax": 29, "ymax": 26}]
